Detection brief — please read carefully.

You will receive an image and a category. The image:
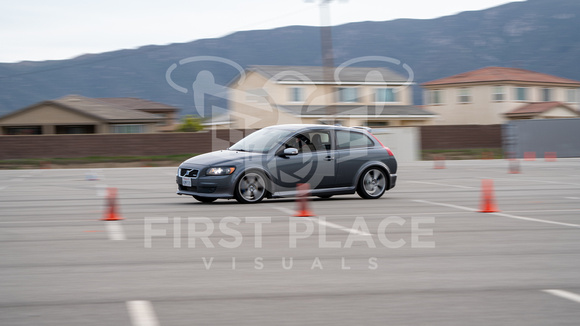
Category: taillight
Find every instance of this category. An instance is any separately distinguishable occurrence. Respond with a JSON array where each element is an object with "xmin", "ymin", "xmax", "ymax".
[{"xmin": 370, "ymin": 134, "xmax": 394, "ymax": 156}]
